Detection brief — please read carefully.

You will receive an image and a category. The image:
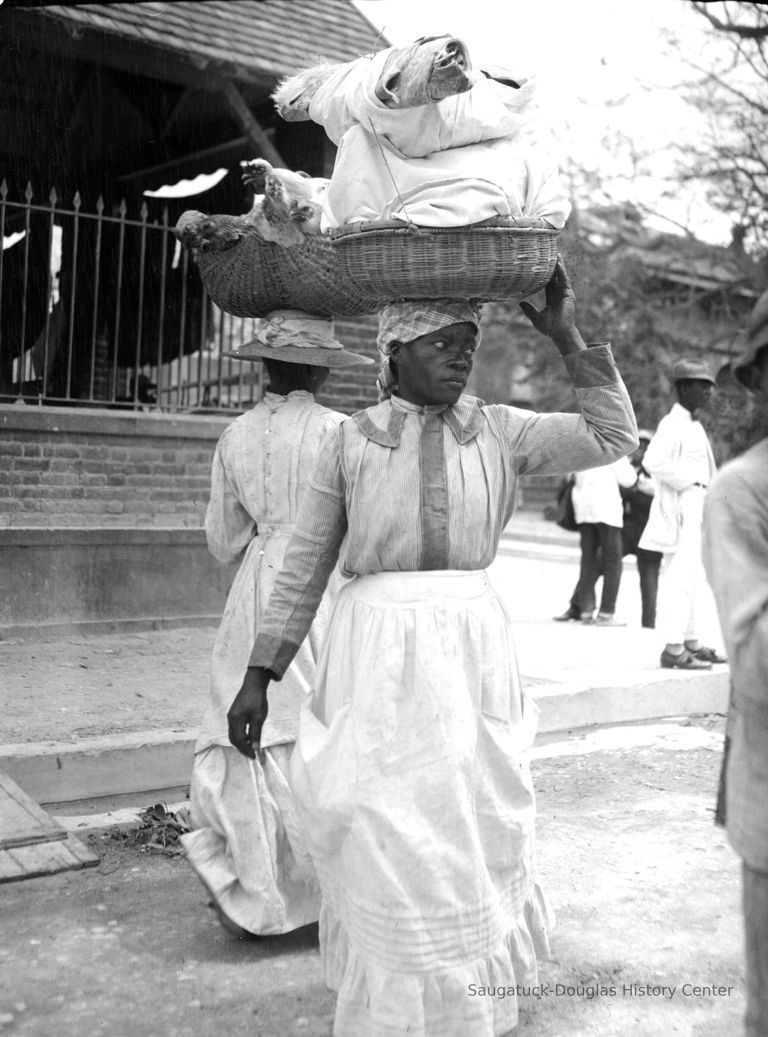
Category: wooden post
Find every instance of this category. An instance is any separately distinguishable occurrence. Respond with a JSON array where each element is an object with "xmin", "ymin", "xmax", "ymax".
[{"xmin": 218, "ymin": 78, "xmax": 285, "ymax": 167}]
